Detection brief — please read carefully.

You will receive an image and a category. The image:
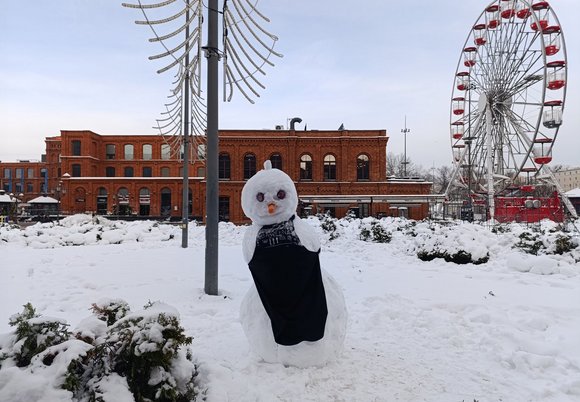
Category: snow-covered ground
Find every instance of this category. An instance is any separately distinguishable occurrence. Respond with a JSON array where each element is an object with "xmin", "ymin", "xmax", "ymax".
[{"xmin": 1, "ymin": 215, "xmax": 579, "ymax": 401}]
